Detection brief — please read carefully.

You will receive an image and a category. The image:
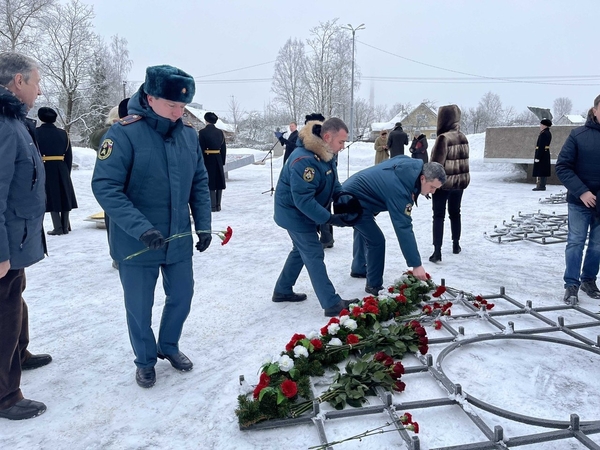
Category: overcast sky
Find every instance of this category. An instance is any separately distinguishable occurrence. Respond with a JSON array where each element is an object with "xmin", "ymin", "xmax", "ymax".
[{"xmin": 91, "ymin": 0, "xmax": 599, "ymax": 119}]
